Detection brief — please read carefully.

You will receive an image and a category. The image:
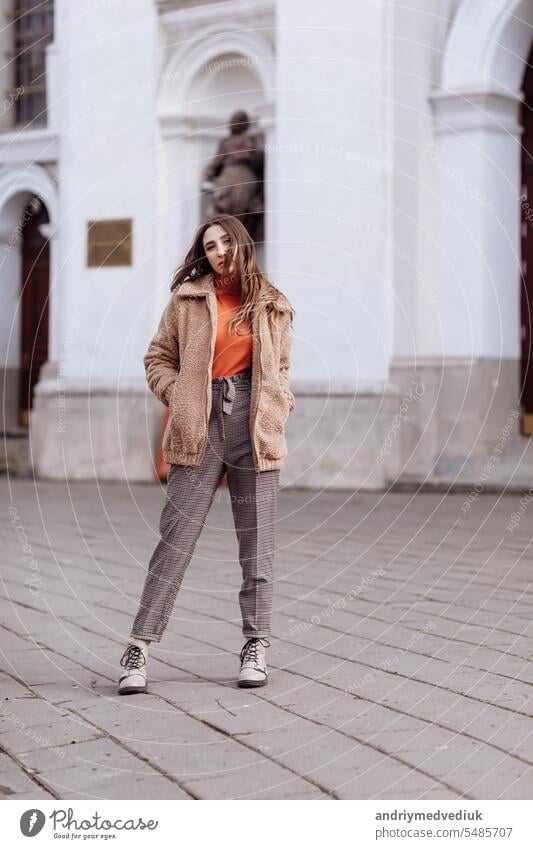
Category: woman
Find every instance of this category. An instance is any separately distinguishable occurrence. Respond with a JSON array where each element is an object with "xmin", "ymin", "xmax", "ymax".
[{"xmin": 118, "ymin": 215, "xmax": 295, "ymax": 695}]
